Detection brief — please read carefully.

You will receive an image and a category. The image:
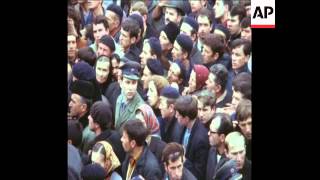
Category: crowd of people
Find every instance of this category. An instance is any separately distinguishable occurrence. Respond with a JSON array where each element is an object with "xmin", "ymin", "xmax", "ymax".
[{"xmin": 68, "ymin": 0, "xmax": 252, "ymax": 179}]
